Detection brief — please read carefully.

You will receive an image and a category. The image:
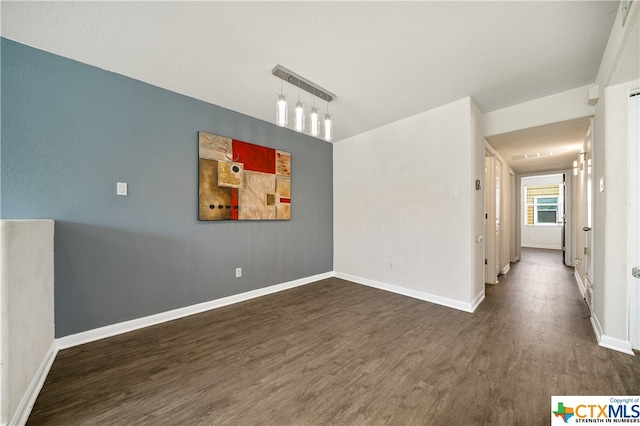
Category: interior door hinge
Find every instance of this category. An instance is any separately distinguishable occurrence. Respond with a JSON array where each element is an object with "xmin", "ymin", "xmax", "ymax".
[{"xmin": 485, "ymin": 259, "xmax": 488, "ymax": 265}]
